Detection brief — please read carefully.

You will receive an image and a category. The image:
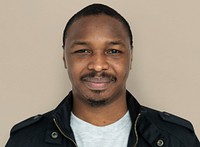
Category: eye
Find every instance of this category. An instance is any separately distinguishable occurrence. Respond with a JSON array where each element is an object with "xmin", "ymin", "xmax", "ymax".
[
  {"xmin": 74, "ymin": 49, "xmax": 91, "ymax": 54},
  {"xmin": 106, "ymin": 49, "xmax": 122, "ymax": 55}
]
